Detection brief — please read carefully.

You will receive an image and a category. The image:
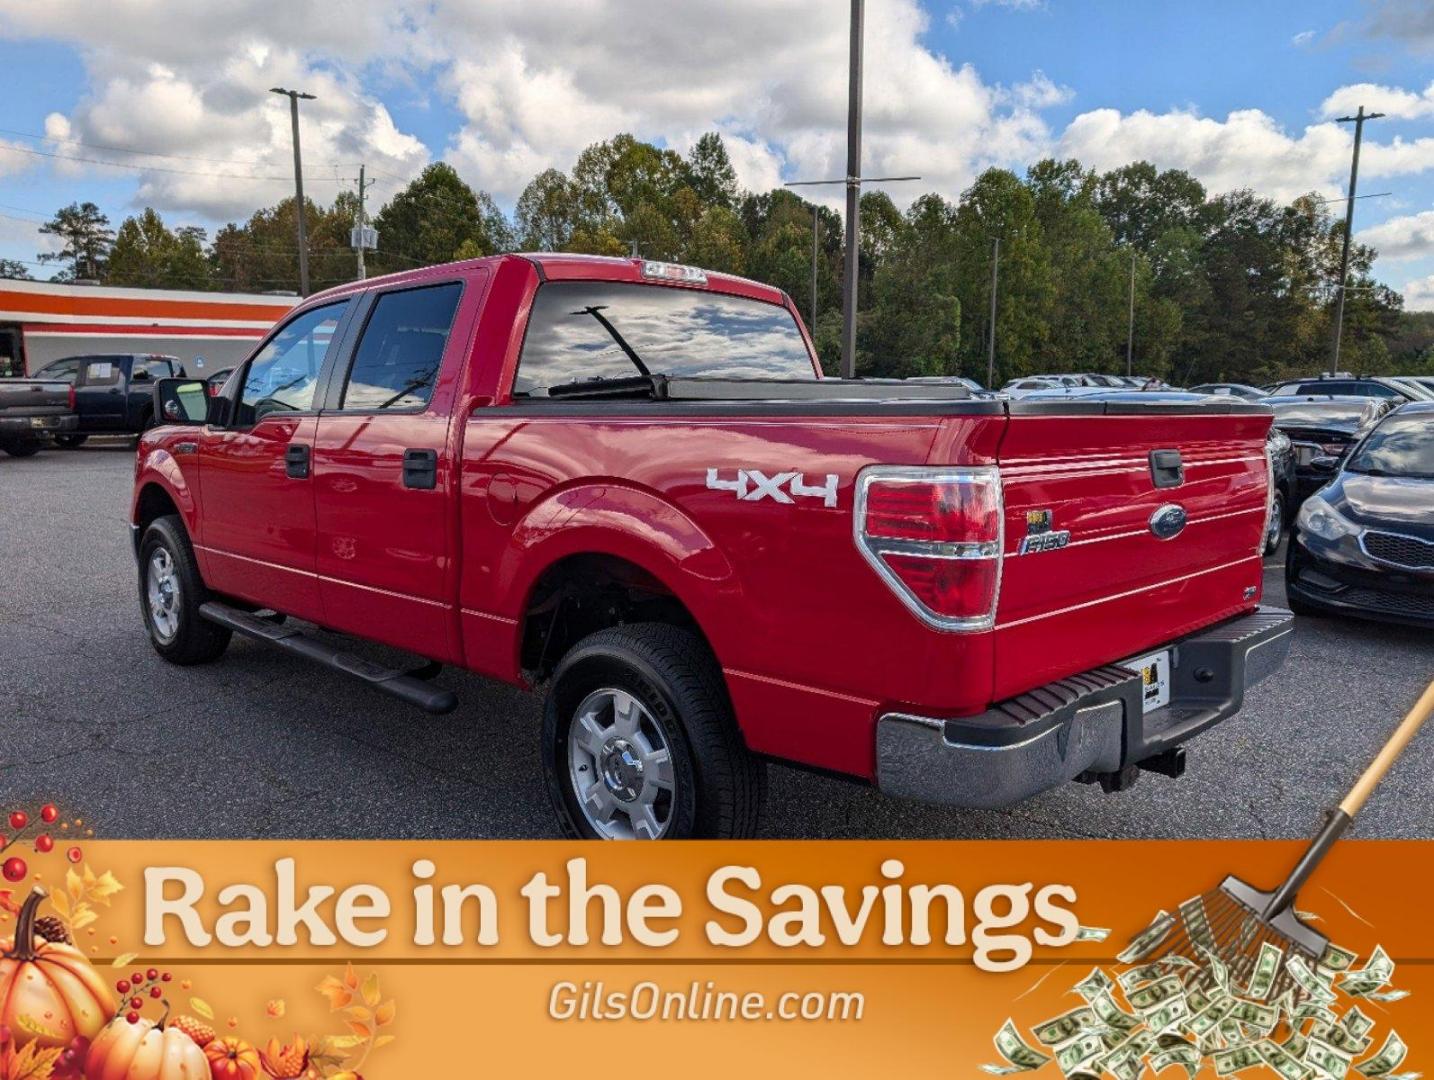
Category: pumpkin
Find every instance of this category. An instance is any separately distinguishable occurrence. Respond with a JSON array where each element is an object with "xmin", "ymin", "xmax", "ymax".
[
  {"xmin": 204, "ymin": 1036, "xmax": 262, "ymax": 1080},
  {"xmin": 84, "ymin": 1015, "xmax": 208, "ymax": 1080},
  {"xmin": 0, "ymin": 887, "xmax": 114, "ymax": 1050}
]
